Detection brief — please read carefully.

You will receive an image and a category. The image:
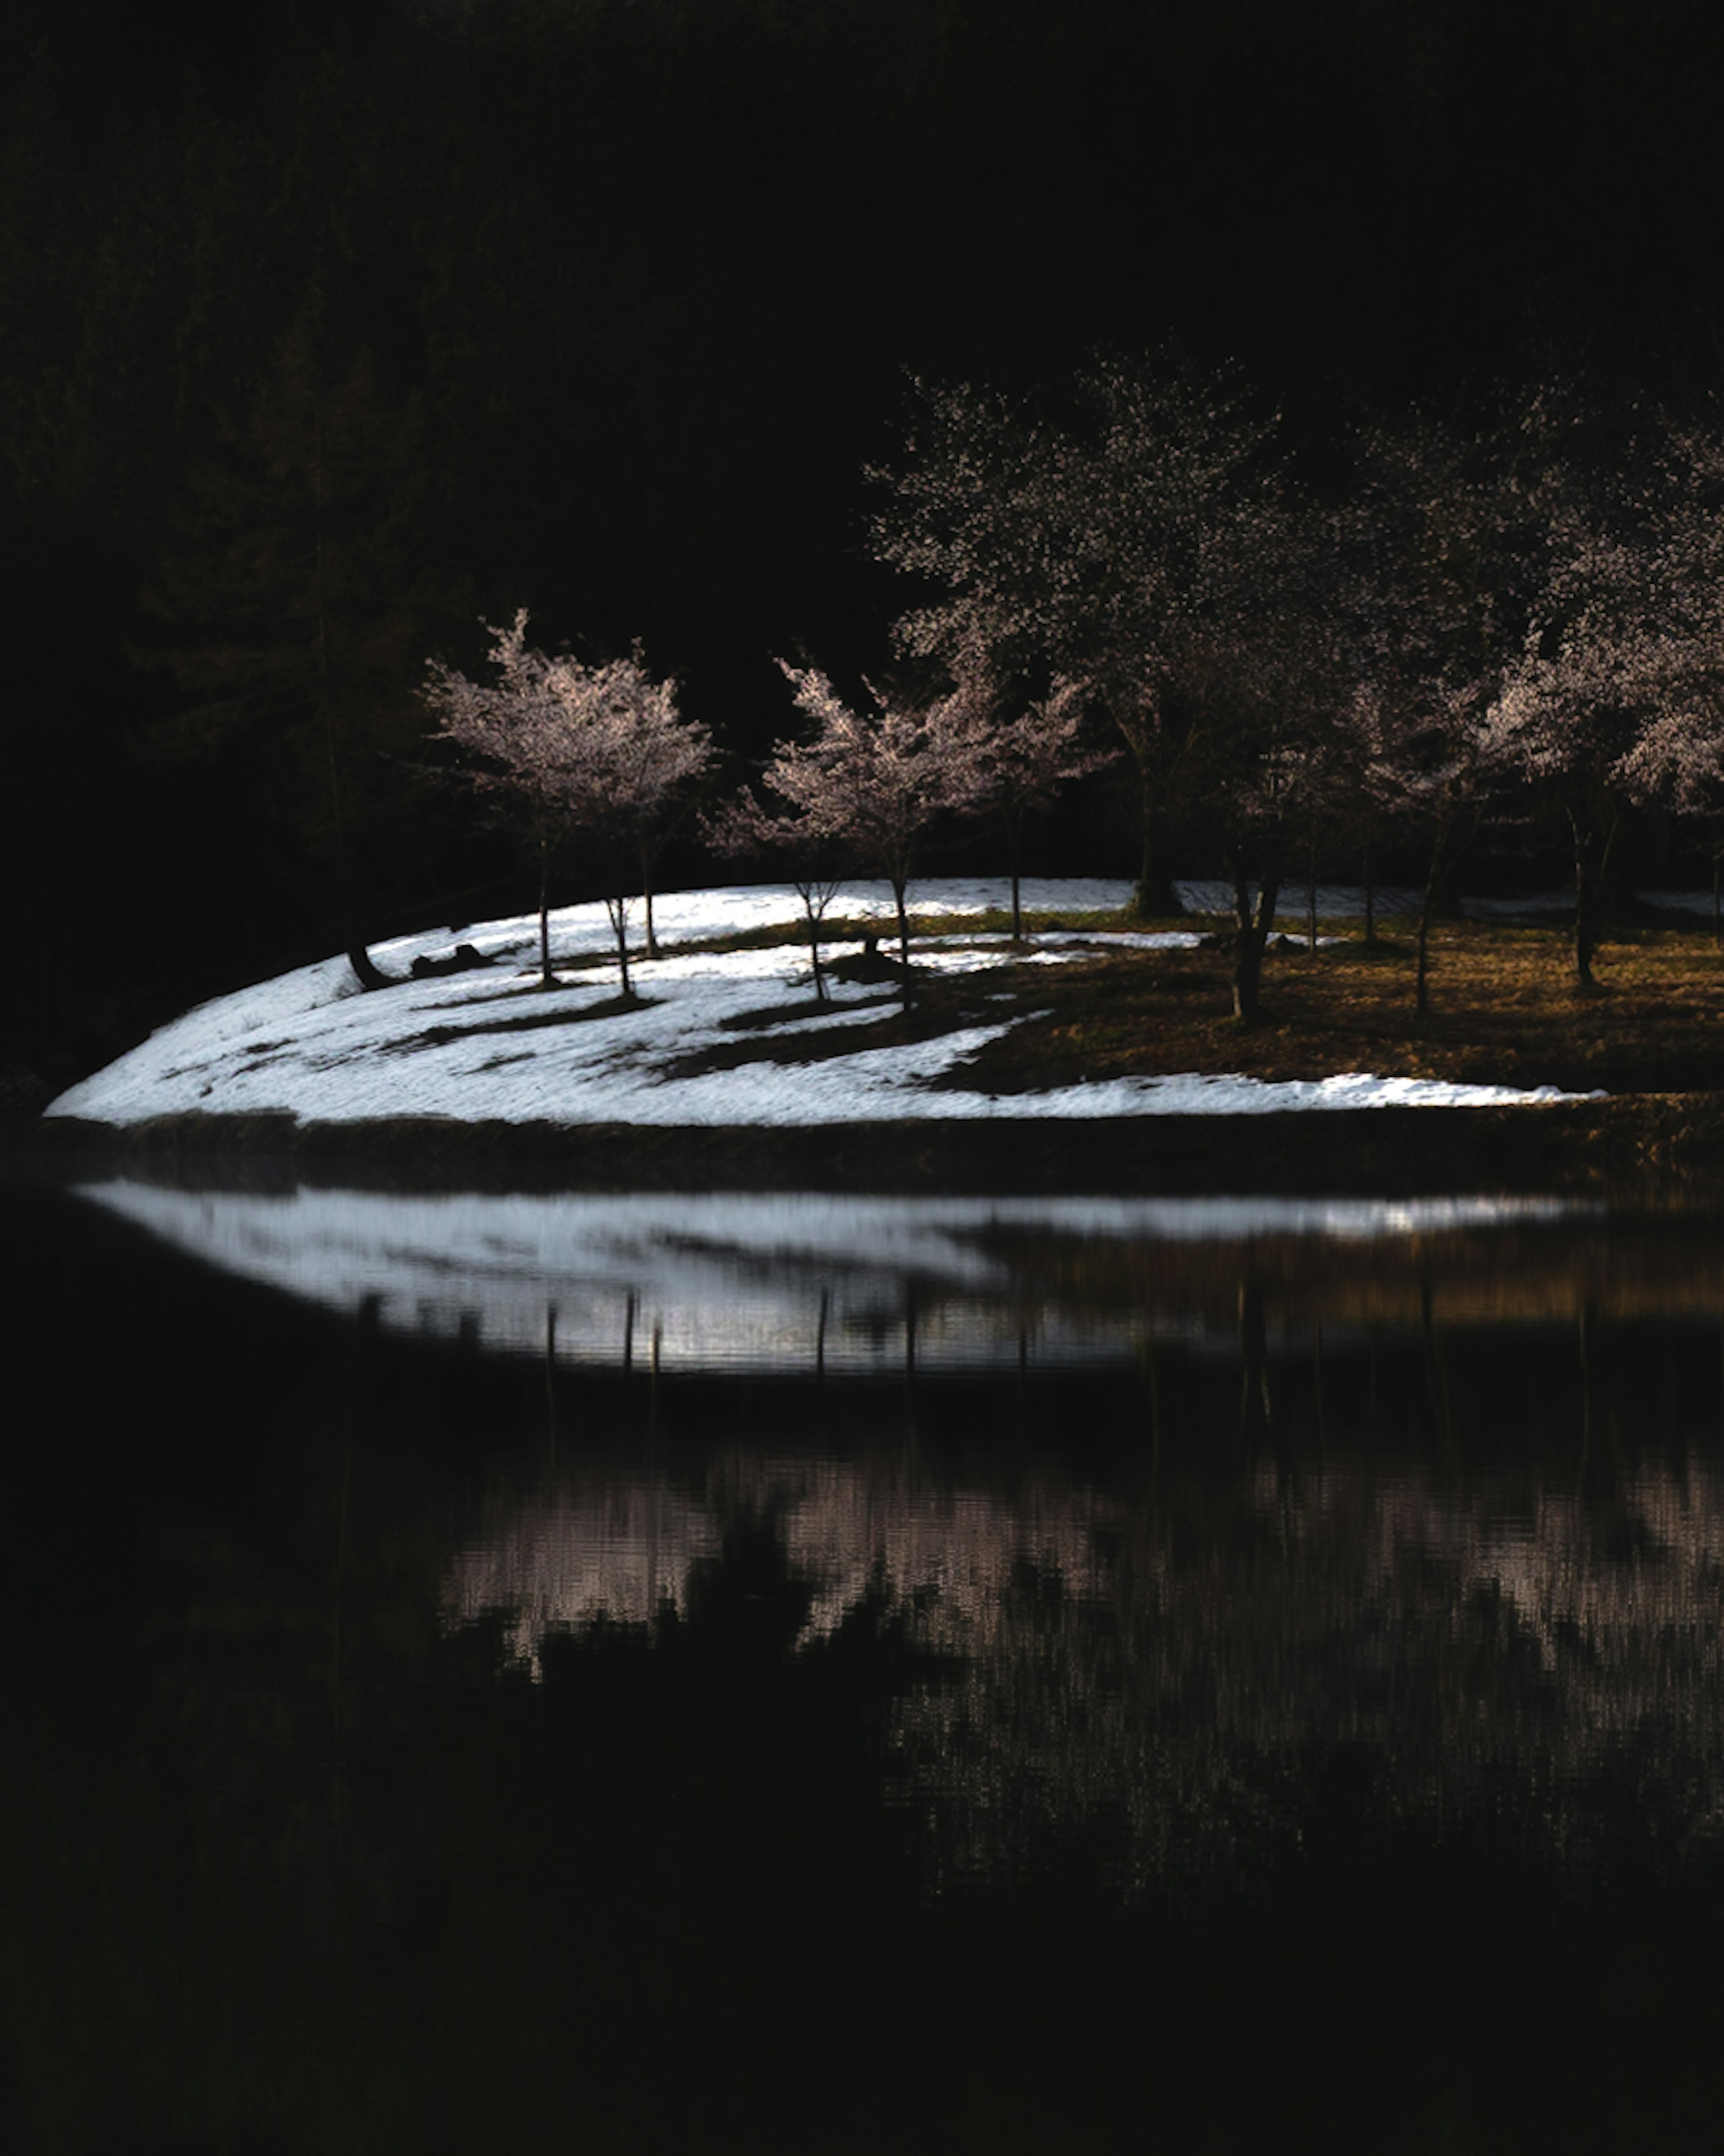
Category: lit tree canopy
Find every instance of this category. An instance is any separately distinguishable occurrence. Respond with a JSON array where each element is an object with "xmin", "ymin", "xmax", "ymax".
[
  {"xmin": 1473, "ymin": 394, "xmax": 1677, "ymax": 984},
  {"xmin": 422, "ymin": 611, "xmax": 709, "ymax": 991},
  {"xmin": 952, "ymin": 666, "xmax": 1116, "ymax": 942},
  {"xmin": 871, "ymin": 355, "xmax": 1297, "ymax": 915},
  {"xmin": 702, "ymin": 781, "xmax": 855, "ymax": 1004},
  {"xmin": 760, "ymin": 660, "xmax": 989, "ymax": 988},
  {"xmin": 1613, "ymin": 414, "xmax": 1724, "ymax": 939}
]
